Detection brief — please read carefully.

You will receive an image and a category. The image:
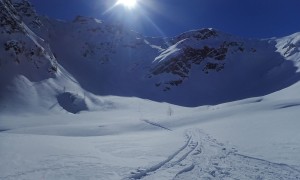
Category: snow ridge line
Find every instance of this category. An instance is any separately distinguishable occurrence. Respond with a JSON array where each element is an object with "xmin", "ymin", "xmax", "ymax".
[
  {"xmin": 141, "ymin": 119, "xmax": 172, "ymax": 131},
  {"xmin": 126, "ymin": 136, "xmax": 192, "ymax": 179}
]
